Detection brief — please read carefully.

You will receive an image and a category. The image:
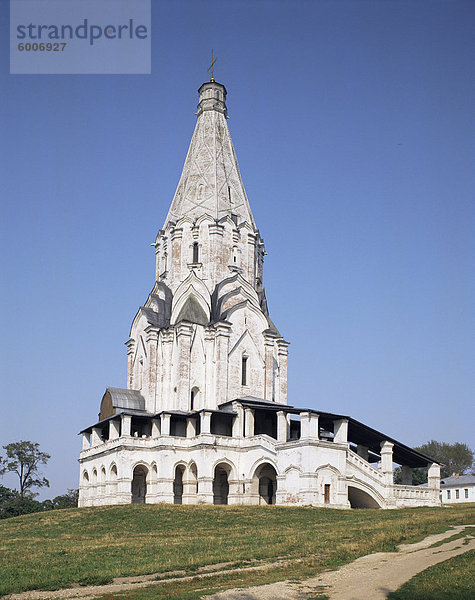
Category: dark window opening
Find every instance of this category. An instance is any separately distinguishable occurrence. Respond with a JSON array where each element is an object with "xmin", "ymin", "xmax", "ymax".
[
  {"xmin": 289, "ymin": 419, "xmax": 301, "ymax": 440},
  {"xmin": 254, "ymin": 410, "xmax": 277, "ymax": 439},
  {"xmin": 192, "ymin": 242, "xmax": 199, "ymax": 263},
  {"xmin": 241, "ymin": 356, "xmax": 248, "ymax": 386},
  {"xmin": 211, "ymin": 412, "xmax": 233, "ymax": 436},
  {"xmin": 170, "ymin": 416, "xmax": 187, "ymax": 437},
  {"xmin": 131, "ymin": 417, "xmax": 151, "ymax": 438},
  {"xmin": 190, "ymin": 389, "xmax": 195, "ymax": 411},
  {"xmin": 324, "ymin": 483, "xmax": 331, "ymax": 504}
]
